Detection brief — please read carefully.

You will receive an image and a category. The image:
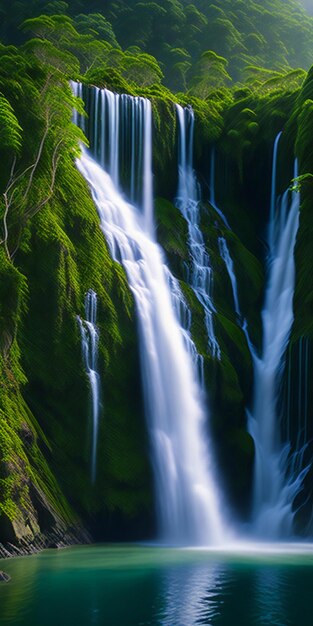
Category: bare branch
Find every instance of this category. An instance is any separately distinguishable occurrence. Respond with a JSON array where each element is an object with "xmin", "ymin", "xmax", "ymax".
[
  {"xmin": 22, "ymin": 109, "xmax": 51, "ymax": 202},
  {"xmin": 1, "ymin": 196, "xmax": 11, "ymax": 259},
  {"xmin": 40, "ymin": 73, "xmax": 53, "ymax": 99},
  {"xmin": 1, "ymin": 80, "xmax": 65, "ymax": 261},
  {"xmin": 24, "ymin": 138, "xmax": 63, "ymax": 220},
  {"xmin": 3, "ymin": 104, "xmax": 52, "ymax": 209},
  {"xmin": 0, "ymin": 157, "xmax": 17, "ymax": 258},
  {"xmin": 8, "ymin": 156, "xmax": 17, "ymax": 183},
  {"xmin": 10, "ymin": 137, "xmax": 64, "ymax": 260}
]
